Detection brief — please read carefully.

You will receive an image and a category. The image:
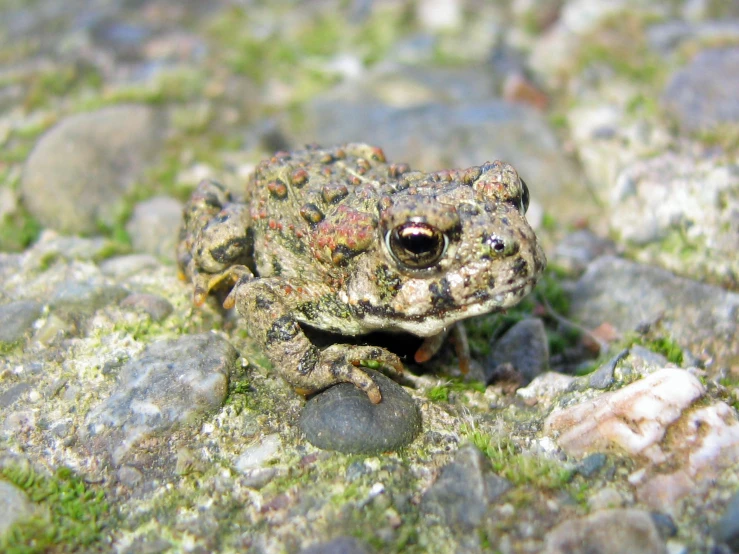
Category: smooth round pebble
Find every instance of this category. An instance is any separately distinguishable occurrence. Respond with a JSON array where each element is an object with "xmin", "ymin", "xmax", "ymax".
[{"xmin": 299, "ymin": 370, "xmax": 421, "ymax": 455}]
